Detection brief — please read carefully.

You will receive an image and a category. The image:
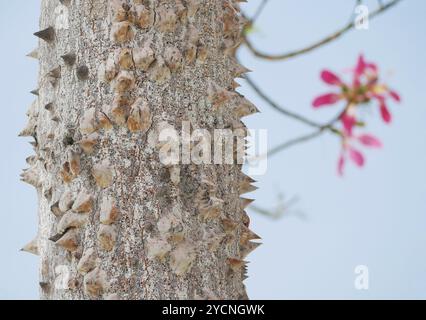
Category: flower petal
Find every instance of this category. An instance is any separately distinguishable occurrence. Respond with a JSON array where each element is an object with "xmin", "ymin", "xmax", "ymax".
[
  {"xmin": 341, "ymin": 112, "xmax": 357, "ymax": 136},
  {"xmin": 348, "ymin": 147, "xmax": 365, "ymax": 167},
  {"xmin": 355, "ymin": 54, "xmax": 367, "ymax": 76},
  {"xmin": 353, "ymin": 54, "xmax": 378, "ymax": 86},
  {"xmin": 337, "ymin": 154, "xmax": 346, "ymax": 176},
  {"xmin": 312, "ymin": 93, "xmax": 341, "ymax": 108},
  {"xmin": 321, "ymin": 70, "xmax": 343, "ymax": 86},
  {"xmin": 358, "ymin": 134, "xmax": 383, "ymax": 148},
  {"xmin": 353, "ymin": 77, "xmax": 361, "ymax": 88},
  {"xmin": 356, "ymin": 54, "xmax": 377, "ymax": 74},
  {"xmin": 380, "ymin": 102, "xmax": 392, "ymax": 123},
  {"xmin": 389, "ymin": 90, "xmax": 401, "ymax": 102},
  {"xmin": 352, "ymin": 54, "xmax": 366, "ymax": 88},
  {"xmin": 366, "ymin": 62, "xmax": 378, "ymax": 72},
  {"xmin": 371, "ymin": 93, "xmax": 385, "ymax": 103}
]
